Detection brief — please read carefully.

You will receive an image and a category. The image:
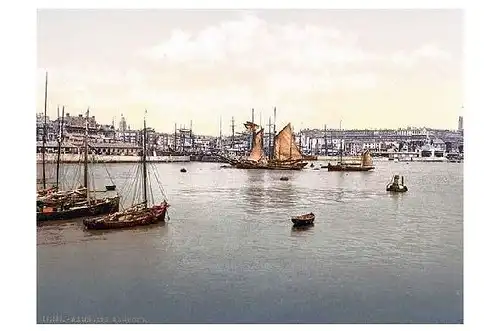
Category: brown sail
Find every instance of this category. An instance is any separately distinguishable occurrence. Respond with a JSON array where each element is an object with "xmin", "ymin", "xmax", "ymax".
[
  {"xmin": 248, "ymin": 128, "xmax": 266, "ymax": 163},
  {"xmin": 361, "ymin": 150, "xmax": 373, "ymax": 167},
  {"xmin": 273, "ymin": 123, "xmax": 303, "ymax": 161}
]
